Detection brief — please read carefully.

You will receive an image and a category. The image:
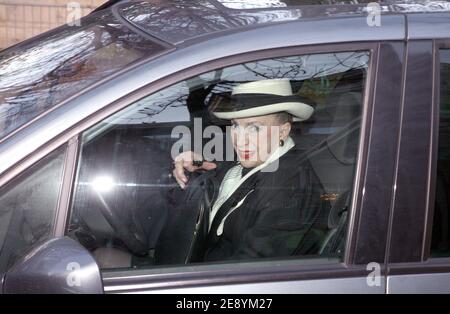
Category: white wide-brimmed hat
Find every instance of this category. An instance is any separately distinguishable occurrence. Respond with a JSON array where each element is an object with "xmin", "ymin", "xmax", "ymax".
[{"xmin": 211, "ymin": 79, "xmax": 314, "ymax": 121}]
